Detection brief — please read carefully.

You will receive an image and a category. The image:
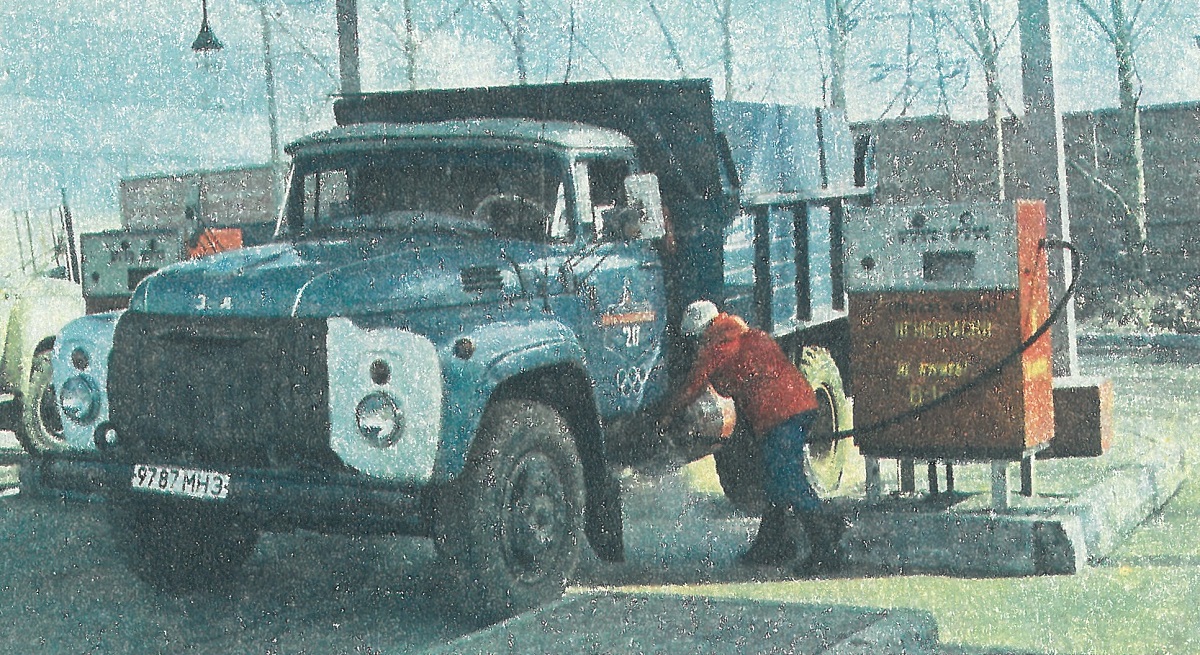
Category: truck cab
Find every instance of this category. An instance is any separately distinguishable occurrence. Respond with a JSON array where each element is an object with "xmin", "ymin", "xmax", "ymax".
[{"xmin": 42, "ymin": 118, "xmax": 667, "ymax": 621}]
